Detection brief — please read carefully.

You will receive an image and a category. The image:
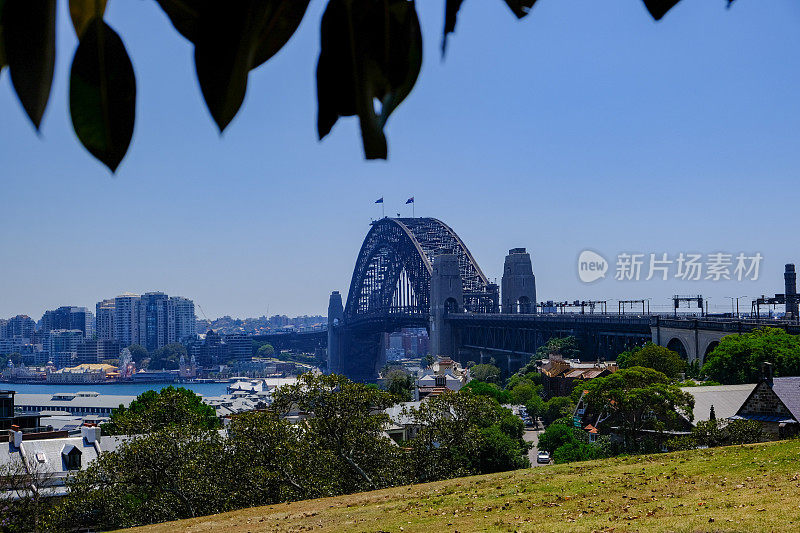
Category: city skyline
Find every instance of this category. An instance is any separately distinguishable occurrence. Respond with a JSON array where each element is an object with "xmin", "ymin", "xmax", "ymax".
[{"xmin": 2, "ymin": 1, "xmax": 799, "ymax": 319}]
